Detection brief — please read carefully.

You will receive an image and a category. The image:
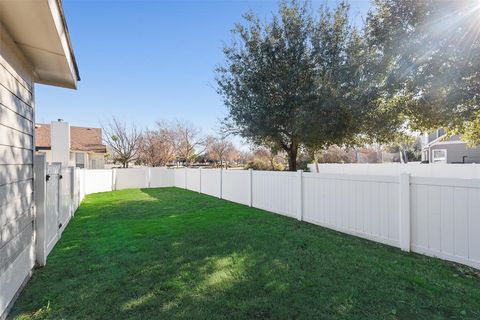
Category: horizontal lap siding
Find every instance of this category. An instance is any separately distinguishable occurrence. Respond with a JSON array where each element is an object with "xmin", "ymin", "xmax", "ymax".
[
  {"xmin": 0, "ymin": 27, "xmax": 35, "ymax": 317},
  {"xmin": 0, "ymin": 124, "xmax": 33, "ymax": 149}
]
